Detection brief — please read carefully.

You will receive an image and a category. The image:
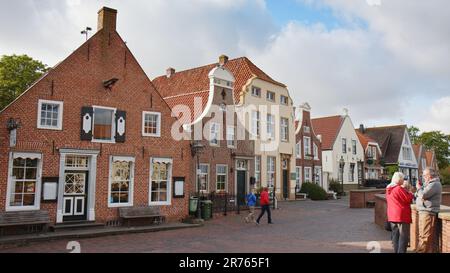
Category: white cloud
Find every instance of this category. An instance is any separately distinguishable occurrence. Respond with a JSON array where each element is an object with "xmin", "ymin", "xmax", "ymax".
[{"xmin": 417, "ymin": 97, "xmax": 450, "ymax": 134}]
